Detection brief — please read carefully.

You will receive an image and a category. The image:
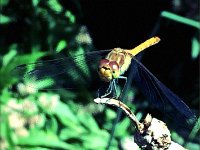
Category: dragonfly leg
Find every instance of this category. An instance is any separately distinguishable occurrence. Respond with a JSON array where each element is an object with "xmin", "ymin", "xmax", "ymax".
[
  {"xmin": 101, "ymin": 80, "xmax": 116, "ymax": 98},
  {"xmin": 106, "ymin": 82, "xmax": 112, "ymax": 93},
  {"xmin": 97, "ymin": 83, "xmax": 112, "ymax": 98},
  {"xmin": 97, "ymin": 89, "xmax": 100, "ymax": 98},
  {"xmin": 112, "ymin": 79, "xmax": 118, "ymax": 98},
  {"xmin": 117, "ymin": 76, "xmax": 127, "ymax": 99}
]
